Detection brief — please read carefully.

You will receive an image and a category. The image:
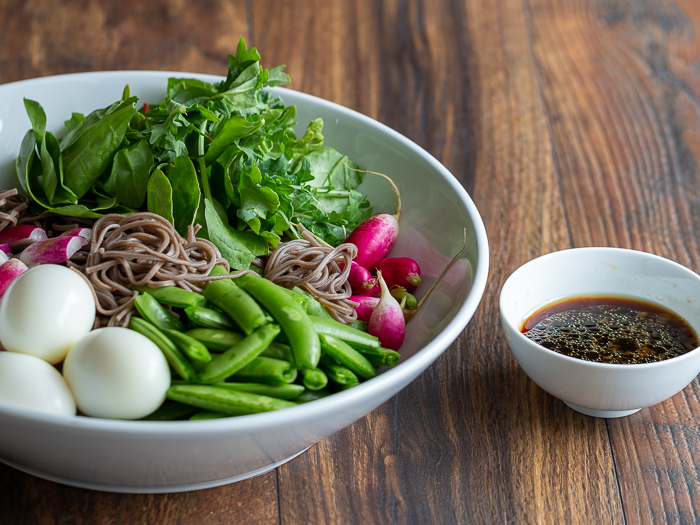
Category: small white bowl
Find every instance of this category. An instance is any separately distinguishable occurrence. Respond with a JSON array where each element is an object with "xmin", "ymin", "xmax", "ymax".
[{"xmin": 500, "ymin": 247, "xmax": 700, "ymax": 418}]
